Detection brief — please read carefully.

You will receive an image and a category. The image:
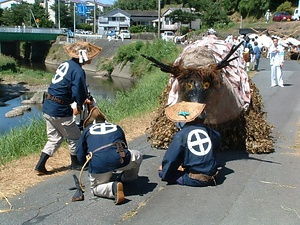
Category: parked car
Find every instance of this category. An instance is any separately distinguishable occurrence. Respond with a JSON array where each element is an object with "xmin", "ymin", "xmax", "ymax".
[
  {"xmin": 107, "ymin": 30, "xmax": 118, "ymax": 37},
  {"xmin": 161, "ymin": 31, "xmax": 175, "ymax": 42},
  {"xmin": 118, "ymin": 30, "xmax": 131, "ymax": 39},
  {"xmin": 273, "ymin": 12, "xmax": 292, "ymax": 21}
]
